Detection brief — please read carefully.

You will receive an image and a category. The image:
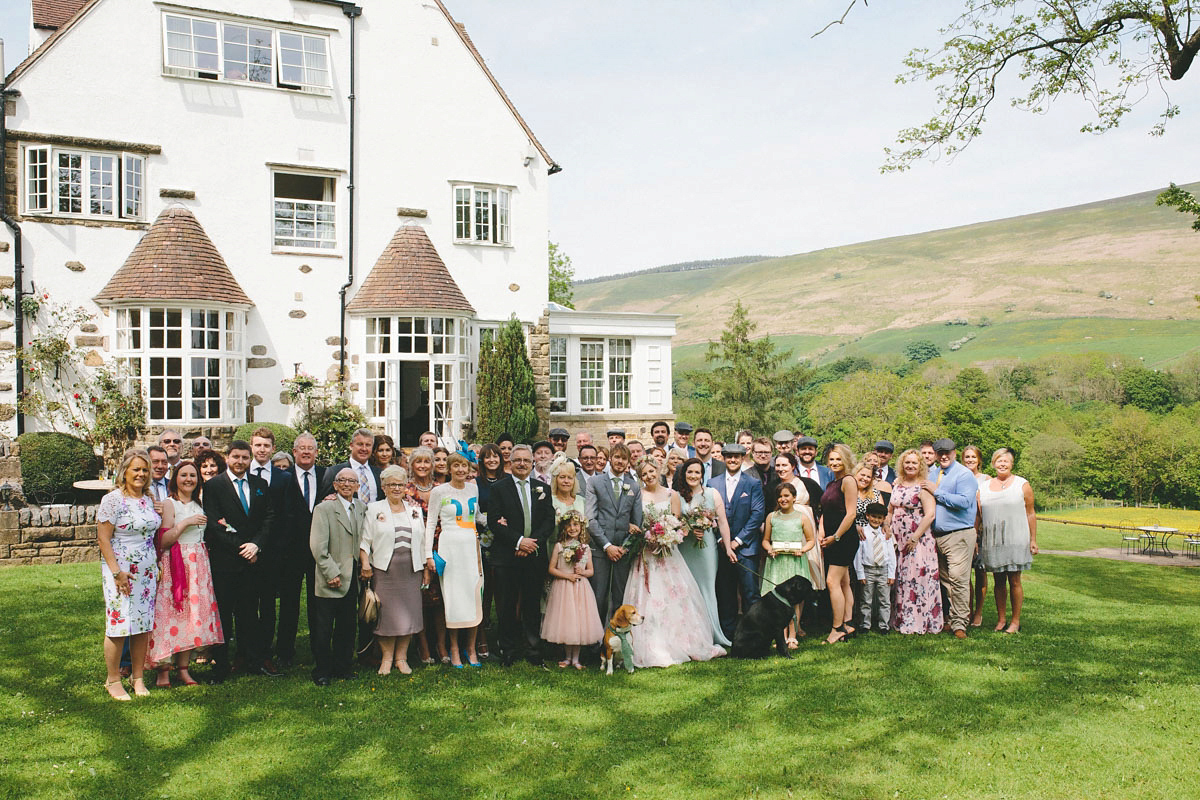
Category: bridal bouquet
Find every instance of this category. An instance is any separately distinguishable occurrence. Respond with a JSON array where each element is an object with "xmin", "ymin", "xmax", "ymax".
[
  {"xmin": 631, "ymin": 505, "xmax": 685, "ymax": 559},
  {"xmin": 679, "ymin": 505, "xmax": 716, "ymax": 549},
  {"xmin": 561, "ymin": 539, "xmax": 587, "ymax": 567}
]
